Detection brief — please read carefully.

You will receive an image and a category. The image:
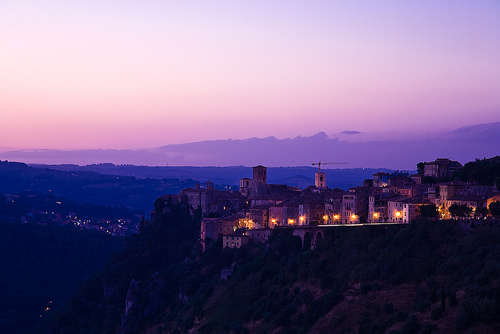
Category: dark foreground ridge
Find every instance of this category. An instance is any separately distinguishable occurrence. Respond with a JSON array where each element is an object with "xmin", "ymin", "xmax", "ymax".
[{"xmin": 53, "ymin": 198, "xmax": 500, "ymax": 334}]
